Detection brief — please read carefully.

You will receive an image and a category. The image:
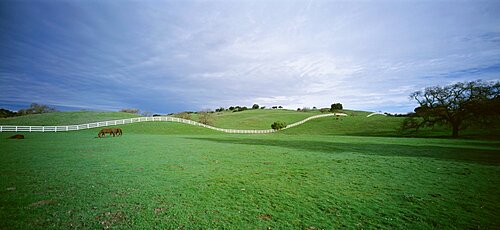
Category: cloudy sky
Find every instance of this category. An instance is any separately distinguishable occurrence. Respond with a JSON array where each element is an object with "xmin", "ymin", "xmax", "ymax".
[{"xmin": 1, "ymin": 0, "xmax": 499, "ymax": 114}]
